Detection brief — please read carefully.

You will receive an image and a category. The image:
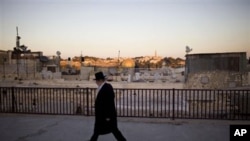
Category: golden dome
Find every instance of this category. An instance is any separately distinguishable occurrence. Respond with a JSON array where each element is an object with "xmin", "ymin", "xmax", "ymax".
[{"xmin": 121, "ymin": 59, "xmax": 135, "ymax": 68}]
